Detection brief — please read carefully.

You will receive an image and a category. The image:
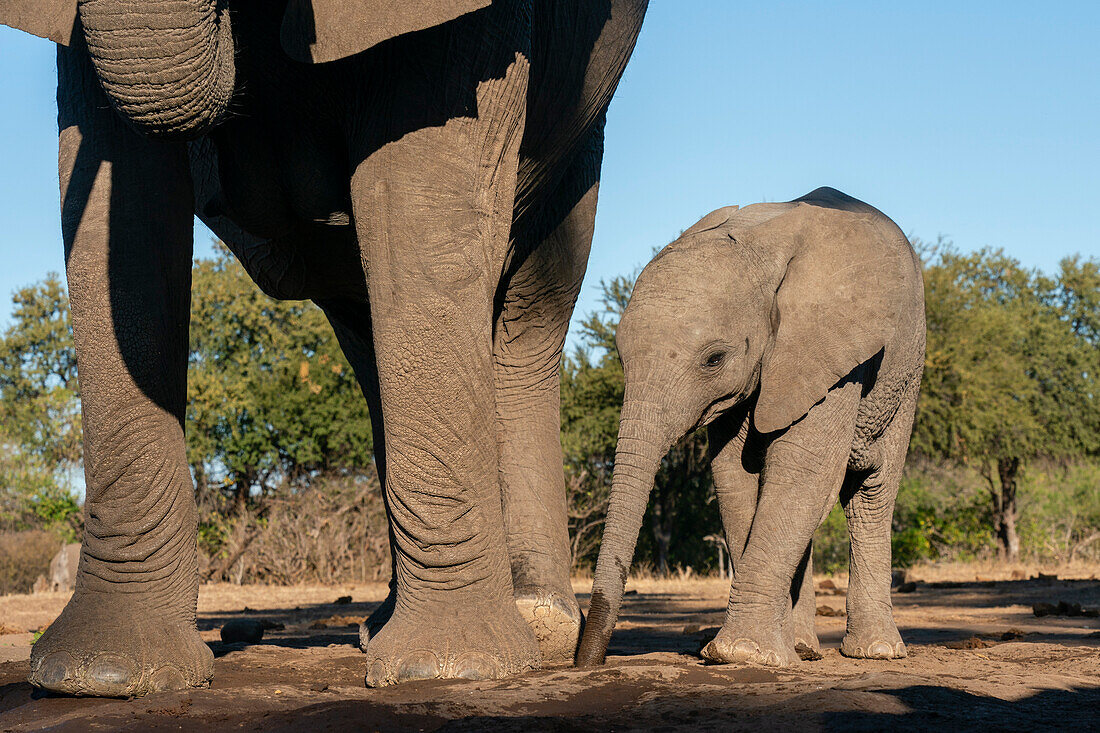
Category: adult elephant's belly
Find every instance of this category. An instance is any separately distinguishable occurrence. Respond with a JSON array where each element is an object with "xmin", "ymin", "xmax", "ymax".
[{"xmin": 188, "ymin": 122, "xmax": 367, "ymax": 304}]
